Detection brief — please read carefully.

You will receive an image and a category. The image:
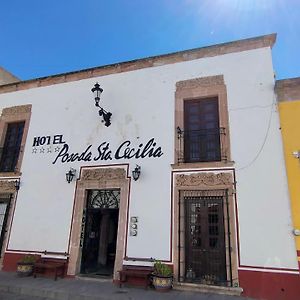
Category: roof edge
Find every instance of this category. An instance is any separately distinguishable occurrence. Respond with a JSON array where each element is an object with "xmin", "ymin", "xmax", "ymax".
[
  {"xmin": 0, "ymin": 66, "xmax": 20, "ymax": 85},
  {"xmin": 0, "ymin": 33, "xmax": 276, "ymax": 95},
  {"xmin": 276, "ymin": 77, "xmax": 300, "ymax": 102}
]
